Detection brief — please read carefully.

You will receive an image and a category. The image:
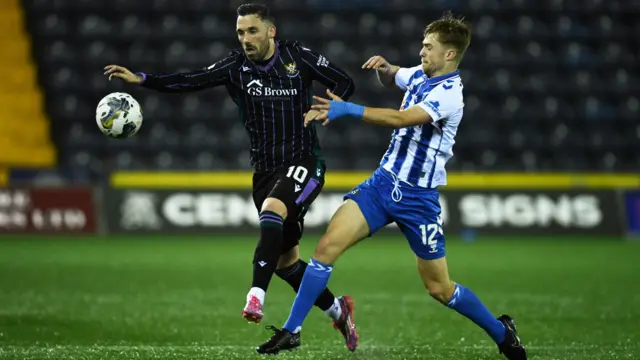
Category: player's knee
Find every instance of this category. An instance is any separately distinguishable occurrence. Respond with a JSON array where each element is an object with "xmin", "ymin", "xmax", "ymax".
[
  {"xmin": 261, "ymin": 197, "xmax": 288, "ymax": 219},
  {"xmin": 425, "ymin": 281, "xmax": 456, "ymax": 304},
  {"xmin": 313, "ymin": 231, "xmax": 349, "ymax": 264}
]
